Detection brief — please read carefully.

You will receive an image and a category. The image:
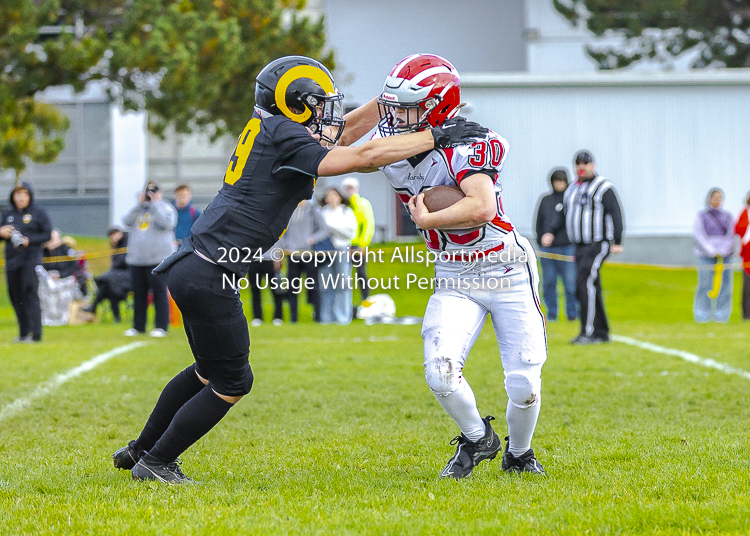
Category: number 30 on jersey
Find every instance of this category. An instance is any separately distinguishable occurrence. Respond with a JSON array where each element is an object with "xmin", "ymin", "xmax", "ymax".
[{"xmin": 468, "ymin": 139, "xmax": 504, "ymax": 168}]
